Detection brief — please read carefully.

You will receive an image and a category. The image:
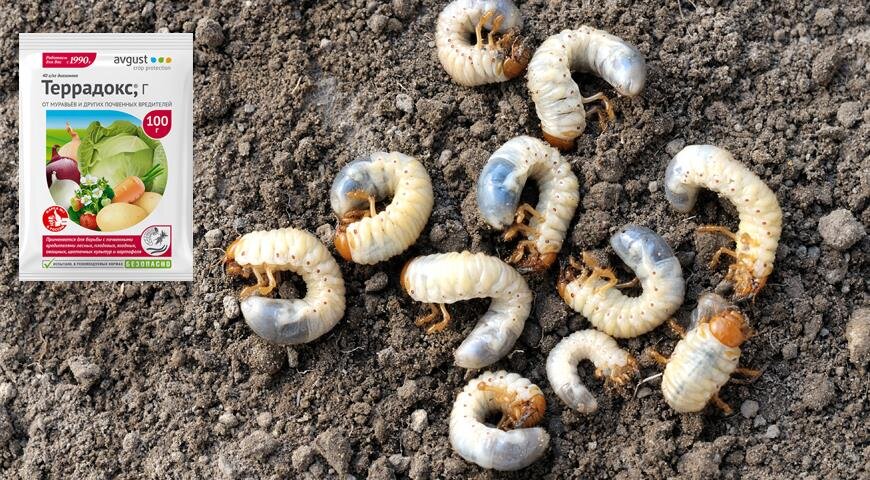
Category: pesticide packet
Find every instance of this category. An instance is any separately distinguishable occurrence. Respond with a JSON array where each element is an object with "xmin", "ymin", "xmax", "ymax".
[{"xmin": 19, "ymin": 33, "xmax": 192, "ymax": 281}]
